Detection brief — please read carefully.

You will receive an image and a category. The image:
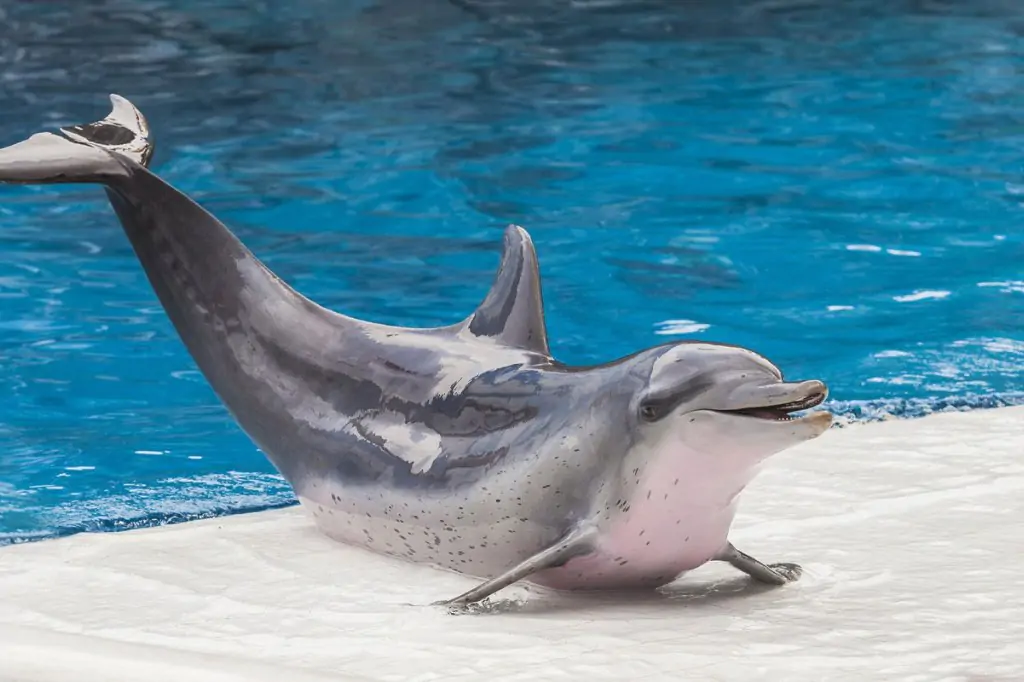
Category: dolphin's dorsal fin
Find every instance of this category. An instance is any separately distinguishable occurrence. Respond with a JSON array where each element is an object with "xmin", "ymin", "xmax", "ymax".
[{"xmin": 461, "ymin": 225, "xmax": 550, "ymax": 356}]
